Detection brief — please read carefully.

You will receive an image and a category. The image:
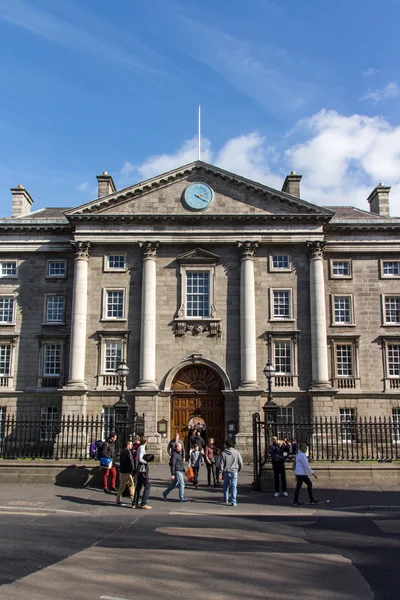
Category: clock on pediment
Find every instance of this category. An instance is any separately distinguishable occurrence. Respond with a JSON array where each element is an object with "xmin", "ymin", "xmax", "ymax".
[{"xmin": 183, "ymin": 182, "xmax": 214, "ymax": 211}]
